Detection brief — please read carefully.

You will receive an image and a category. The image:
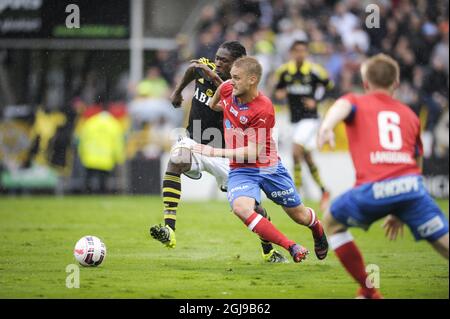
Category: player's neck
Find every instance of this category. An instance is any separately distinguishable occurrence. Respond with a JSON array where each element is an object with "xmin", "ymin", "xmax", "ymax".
[
  {"xmin": 367, "ymin": 87, "xmax": 394, "ymax": 97},
  {"xmin": 236, "ymin": 88, "xmax": 259, "ymax": 105}
]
